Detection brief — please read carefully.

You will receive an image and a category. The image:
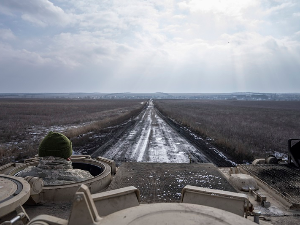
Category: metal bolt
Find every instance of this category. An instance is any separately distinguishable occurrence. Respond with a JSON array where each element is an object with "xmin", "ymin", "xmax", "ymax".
[
  {"xmin": 75, "ymin": 195, "xmax": 83, "ymax": 202},
  {"xmin": 252, "ymin": 210, "xmax": 261, "ymax": 224}
]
